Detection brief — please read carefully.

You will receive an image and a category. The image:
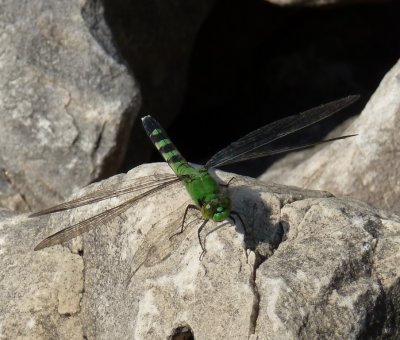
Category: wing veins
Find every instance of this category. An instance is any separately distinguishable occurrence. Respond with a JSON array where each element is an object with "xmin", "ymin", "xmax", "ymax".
[
  {"xmin": 129, "ymin": 209, "xmax": 203, "ymax": 280},
  {"xmin": 205, "ymin": 95, "xmax": 359, "ymax": 168},
  {"xmin": 34, "ymin": 179, "xmax": 182, "ymax": 250},
  {"xmin": 214, "ymin": 134, "xmax": 358, "ymax": 166},
  {"xmin": 30, "ymin": 173, "xmax": 179, "ymax": 217}
]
